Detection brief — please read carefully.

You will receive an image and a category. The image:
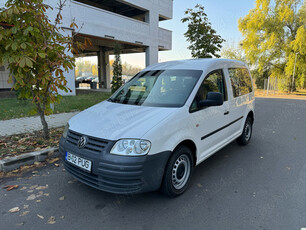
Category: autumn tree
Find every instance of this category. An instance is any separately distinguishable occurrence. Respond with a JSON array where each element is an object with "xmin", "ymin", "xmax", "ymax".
[
  {"xmin": 0, "ymin": 0, "xmax": 82, "ymax": 139},
  {"xmin": 181, "ymin": 4, "xmax": 225, "ymax": 58},
  {"xmin": 111, "ymin": 43, "xmax": 123, "ymax": 93},
  {"xmin": 239, "ymin": 0, "xmax": 306, "ymax": 91},
  {"xmin": 221, "ymin": 43, "xmax": 248, "ymax": 63}
]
